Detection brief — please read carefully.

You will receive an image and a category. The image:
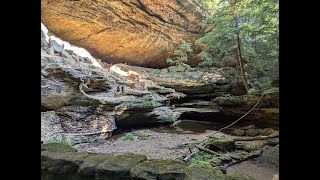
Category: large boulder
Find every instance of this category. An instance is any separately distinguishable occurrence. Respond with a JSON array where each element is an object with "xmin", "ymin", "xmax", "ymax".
[
  {"xmin": 95, "ymin": 153, "xmax": 147, "ymax": 179},
  {"xmin": 130, "ymin": 159, "xmax": 191, "ymax": 180},
  {"xmin": 41, "ymin": 151, "xmax": 90, "ymax": 174},
  {"xmin": 209, "ymin": 139, "xmax": 236, "ymax": 151},
  {"xmin": 41, "ymin": 0, "xmax": 204, "ymax": 68},
  {"xmin": 189, "ymin": 164, "xmax": 225, "ymax": 180}
]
